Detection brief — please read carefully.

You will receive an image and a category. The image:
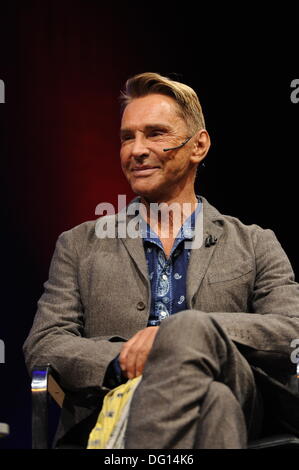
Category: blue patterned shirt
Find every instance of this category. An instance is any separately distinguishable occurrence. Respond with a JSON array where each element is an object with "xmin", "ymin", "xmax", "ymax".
[
  {"xmin": 142, "ymin": 199, "xmax": 202, "ymax": 326},
  {"xmin": 103, "ymin": 198, "xmax": 202, "ymax": 388}
]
